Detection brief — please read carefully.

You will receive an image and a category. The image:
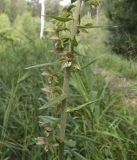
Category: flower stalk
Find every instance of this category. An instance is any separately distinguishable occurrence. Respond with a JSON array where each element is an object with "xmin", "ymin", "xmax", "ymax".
[{"xmin": 58, "ymin": 0, "xmax": 82, "ymax": 159}]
